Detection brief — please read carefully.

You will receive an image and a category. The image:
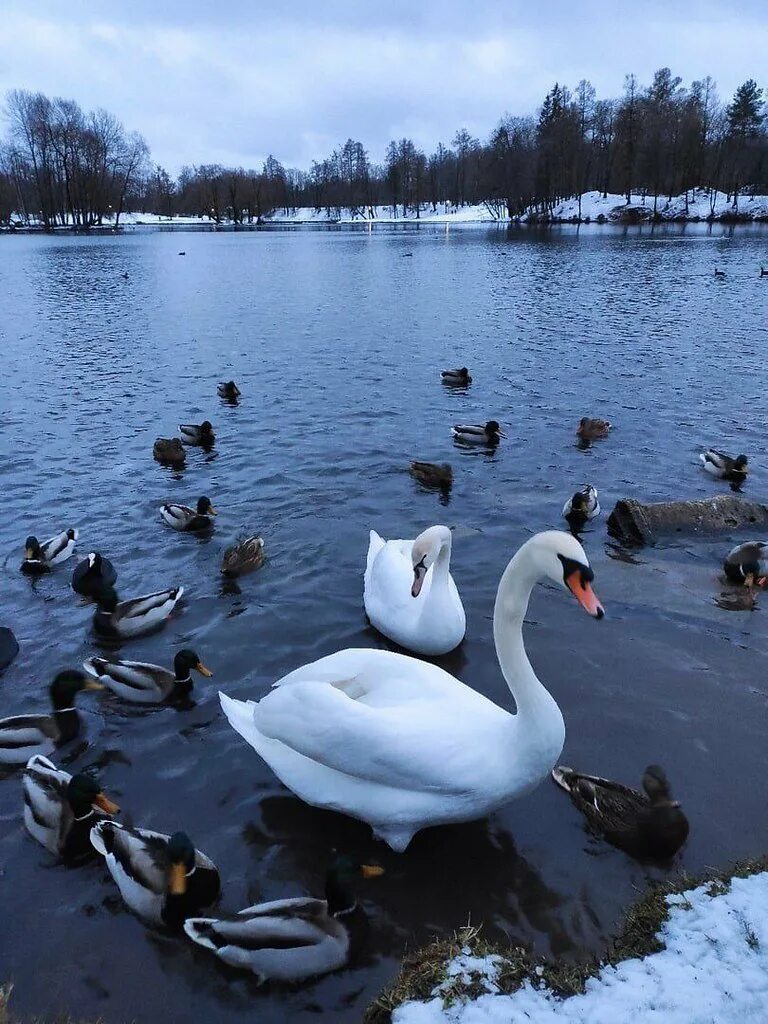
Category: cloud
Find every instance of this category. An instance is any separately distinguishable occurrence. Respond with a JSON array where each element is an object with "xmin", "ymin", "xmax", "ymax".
[{"xmin": 0, "ymin": 1, "xmax": 766, "ymax": 173}]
